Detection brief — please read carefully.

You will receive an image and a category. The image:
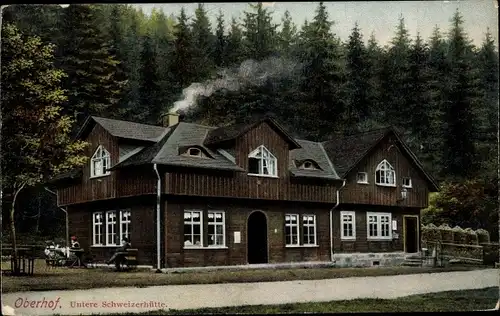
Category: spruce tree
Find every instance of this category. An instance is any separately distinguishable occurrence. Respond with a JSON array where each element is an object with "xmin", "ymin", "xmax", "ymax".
[
  {"xmin": 214, "ymin": 10, "xmax": 227, "ymax": 68},
  {"xmin": 277, "ymin": 10, "xmax": 297, "ymax": 57},
  {"xmin": 170, "ymin": 8, "xmax": 197, "ymax": 92},
  {"xmin": 226, "ymin": 18, "xmax": 245, "ymax": 66},
  {"xmin": 242, "ymin": 2, "xmax": 278, "ymax": 60},
  {"xmin": 191, "ymin": 4, "xmax": 215, "ymax": 80}
]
